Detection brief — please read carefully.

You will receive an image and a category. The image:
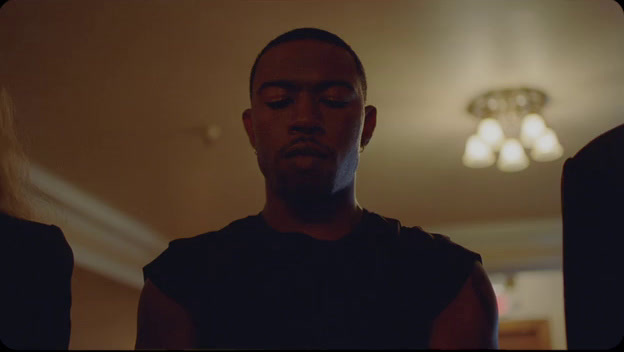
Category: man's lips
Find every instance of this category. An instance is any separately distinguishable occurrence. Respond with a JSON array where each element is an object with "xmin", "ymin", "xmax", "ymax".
[{"xmin": 283, "ymin": 143, "xmax": 329, "ymax": 158}]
